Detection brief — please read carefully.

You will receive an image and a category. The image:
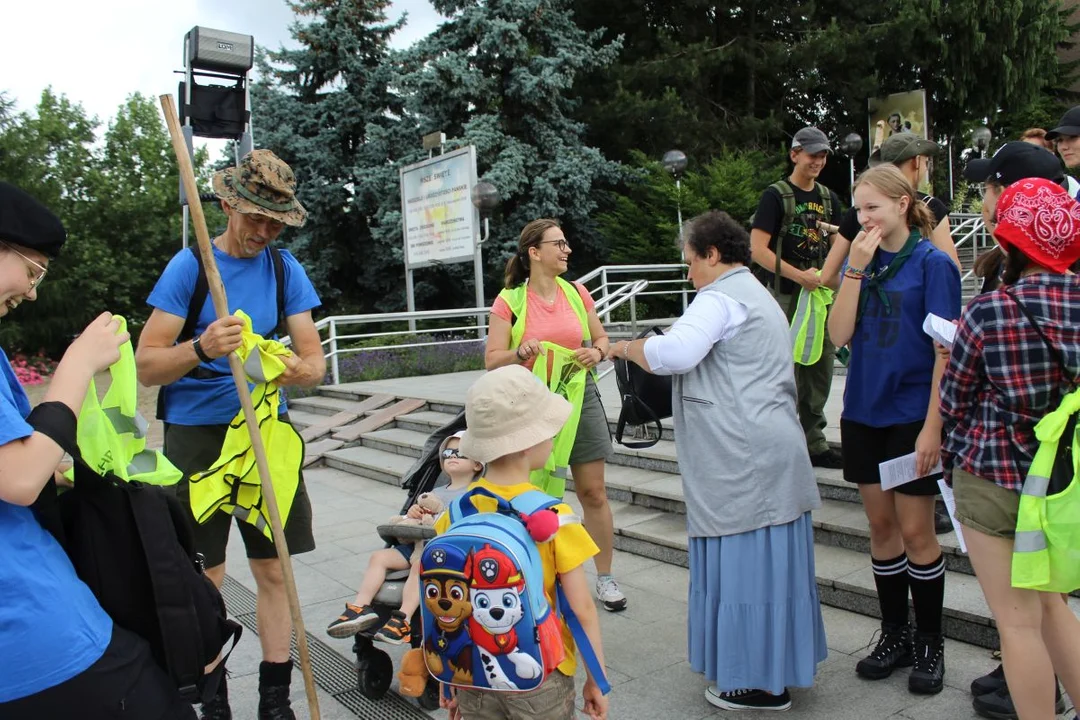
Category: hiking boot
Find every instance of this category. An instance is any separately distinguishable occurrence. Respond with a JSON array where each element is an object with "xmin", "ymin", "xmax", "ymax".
[
  {"xmin": 326, "ymin": 603, "xmax": 379, "ymax": 638},
  {"xmin": 373, "ymin": 611, "xmax": 411, "ymax": 645},
  {"xmin": 970, "ymin": 664, "xmax": 1005, "ymax": 697},
  {"xmin": 856, "ymin": 622, "xmax": 913, "ymax": 680},
  {"xmin": 258, "ymin": 685, "xmax": 295, "ymax": 720},
  {"xmin": 971, "ymin": 679, "xmax": 1066, "ymax": 719},
  {"xmin": 909, "ymin": 632, "xmax": 945, "ymax": 694},
  {"xmin": 934, "ymin": 500, "xmax": 953, "ymax": 534},
  {"xmin": 595, "ymin": 576, "xmax": 628, "ymax": 612},
  {"xmin": 199, "ymin": 676, "xmax": 231, "ymax": 720},
  {"xmin": 809, "ymin": 447, "xmax": 844, "ymax": 469},
  {"xmin": 705, "ymin": 686, "xmax": 792, "ymax": 712}
]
